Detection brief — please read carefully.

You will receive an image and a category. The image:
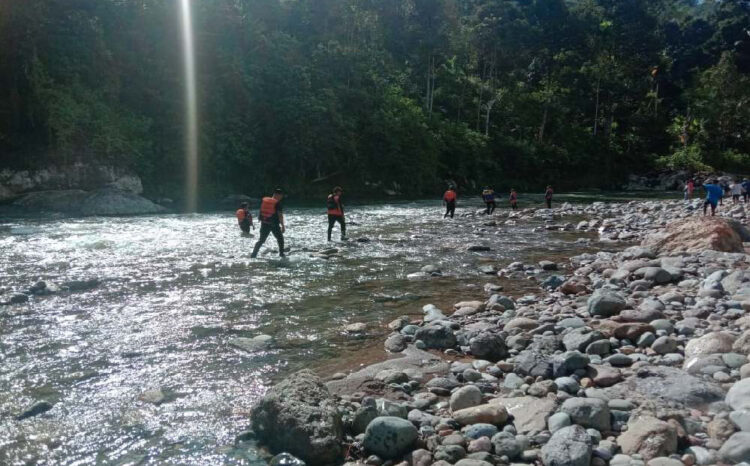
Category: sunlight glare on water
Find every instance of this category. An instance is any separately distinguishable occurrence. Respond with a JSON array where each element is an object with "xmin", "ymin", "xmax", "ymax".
[{"xmin": 0, "ymin": 202, "xmax": 600, "ymax": 464}]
